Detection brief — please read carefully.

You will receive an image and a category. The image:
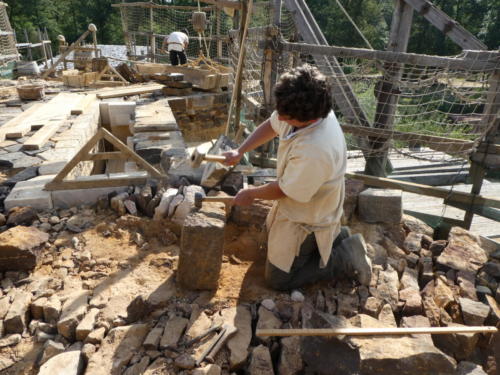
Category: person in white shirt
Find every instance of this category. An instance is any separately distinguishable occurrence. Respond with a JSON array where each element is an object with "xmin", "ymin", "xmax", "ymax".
[
  {"xmin": 223, "ymin": 64, "xmax": 372, "ymax": 290},
  {"xmin": 161, "ymin": 31, "xmax": 189, "ymax": 66}
]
